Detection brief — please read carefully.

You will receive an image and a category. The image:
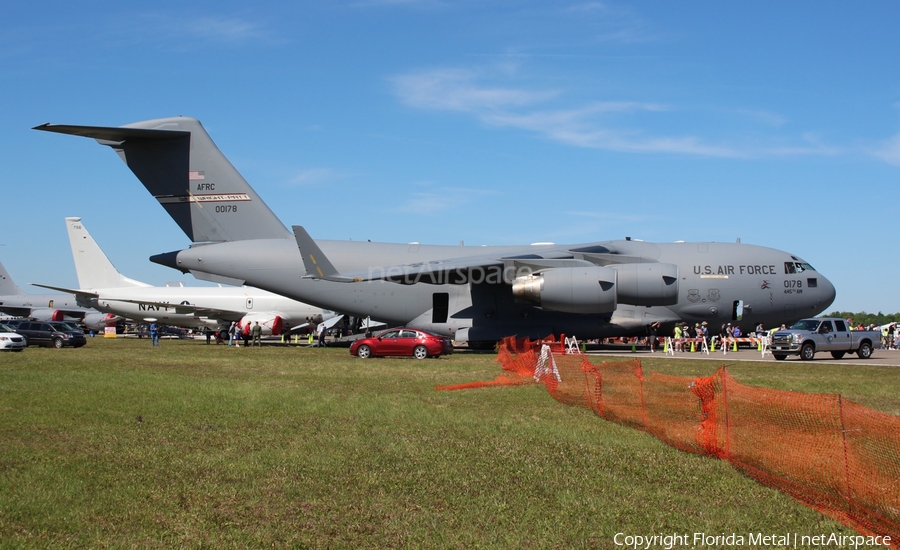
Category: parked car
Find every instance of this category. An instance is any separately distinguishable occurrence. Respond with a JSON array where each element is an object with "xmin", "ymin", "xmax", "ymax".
[
  {"xmin": 0, "ymin": 323, "xmax": 26, "ymax": 351},
  {"xmin": 14, "ymin": 321, "xmax": 86, "ymax": 348},
  {"xmin": 349, "ymin": 328, "xmax": 452, "ymax": 359}
]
